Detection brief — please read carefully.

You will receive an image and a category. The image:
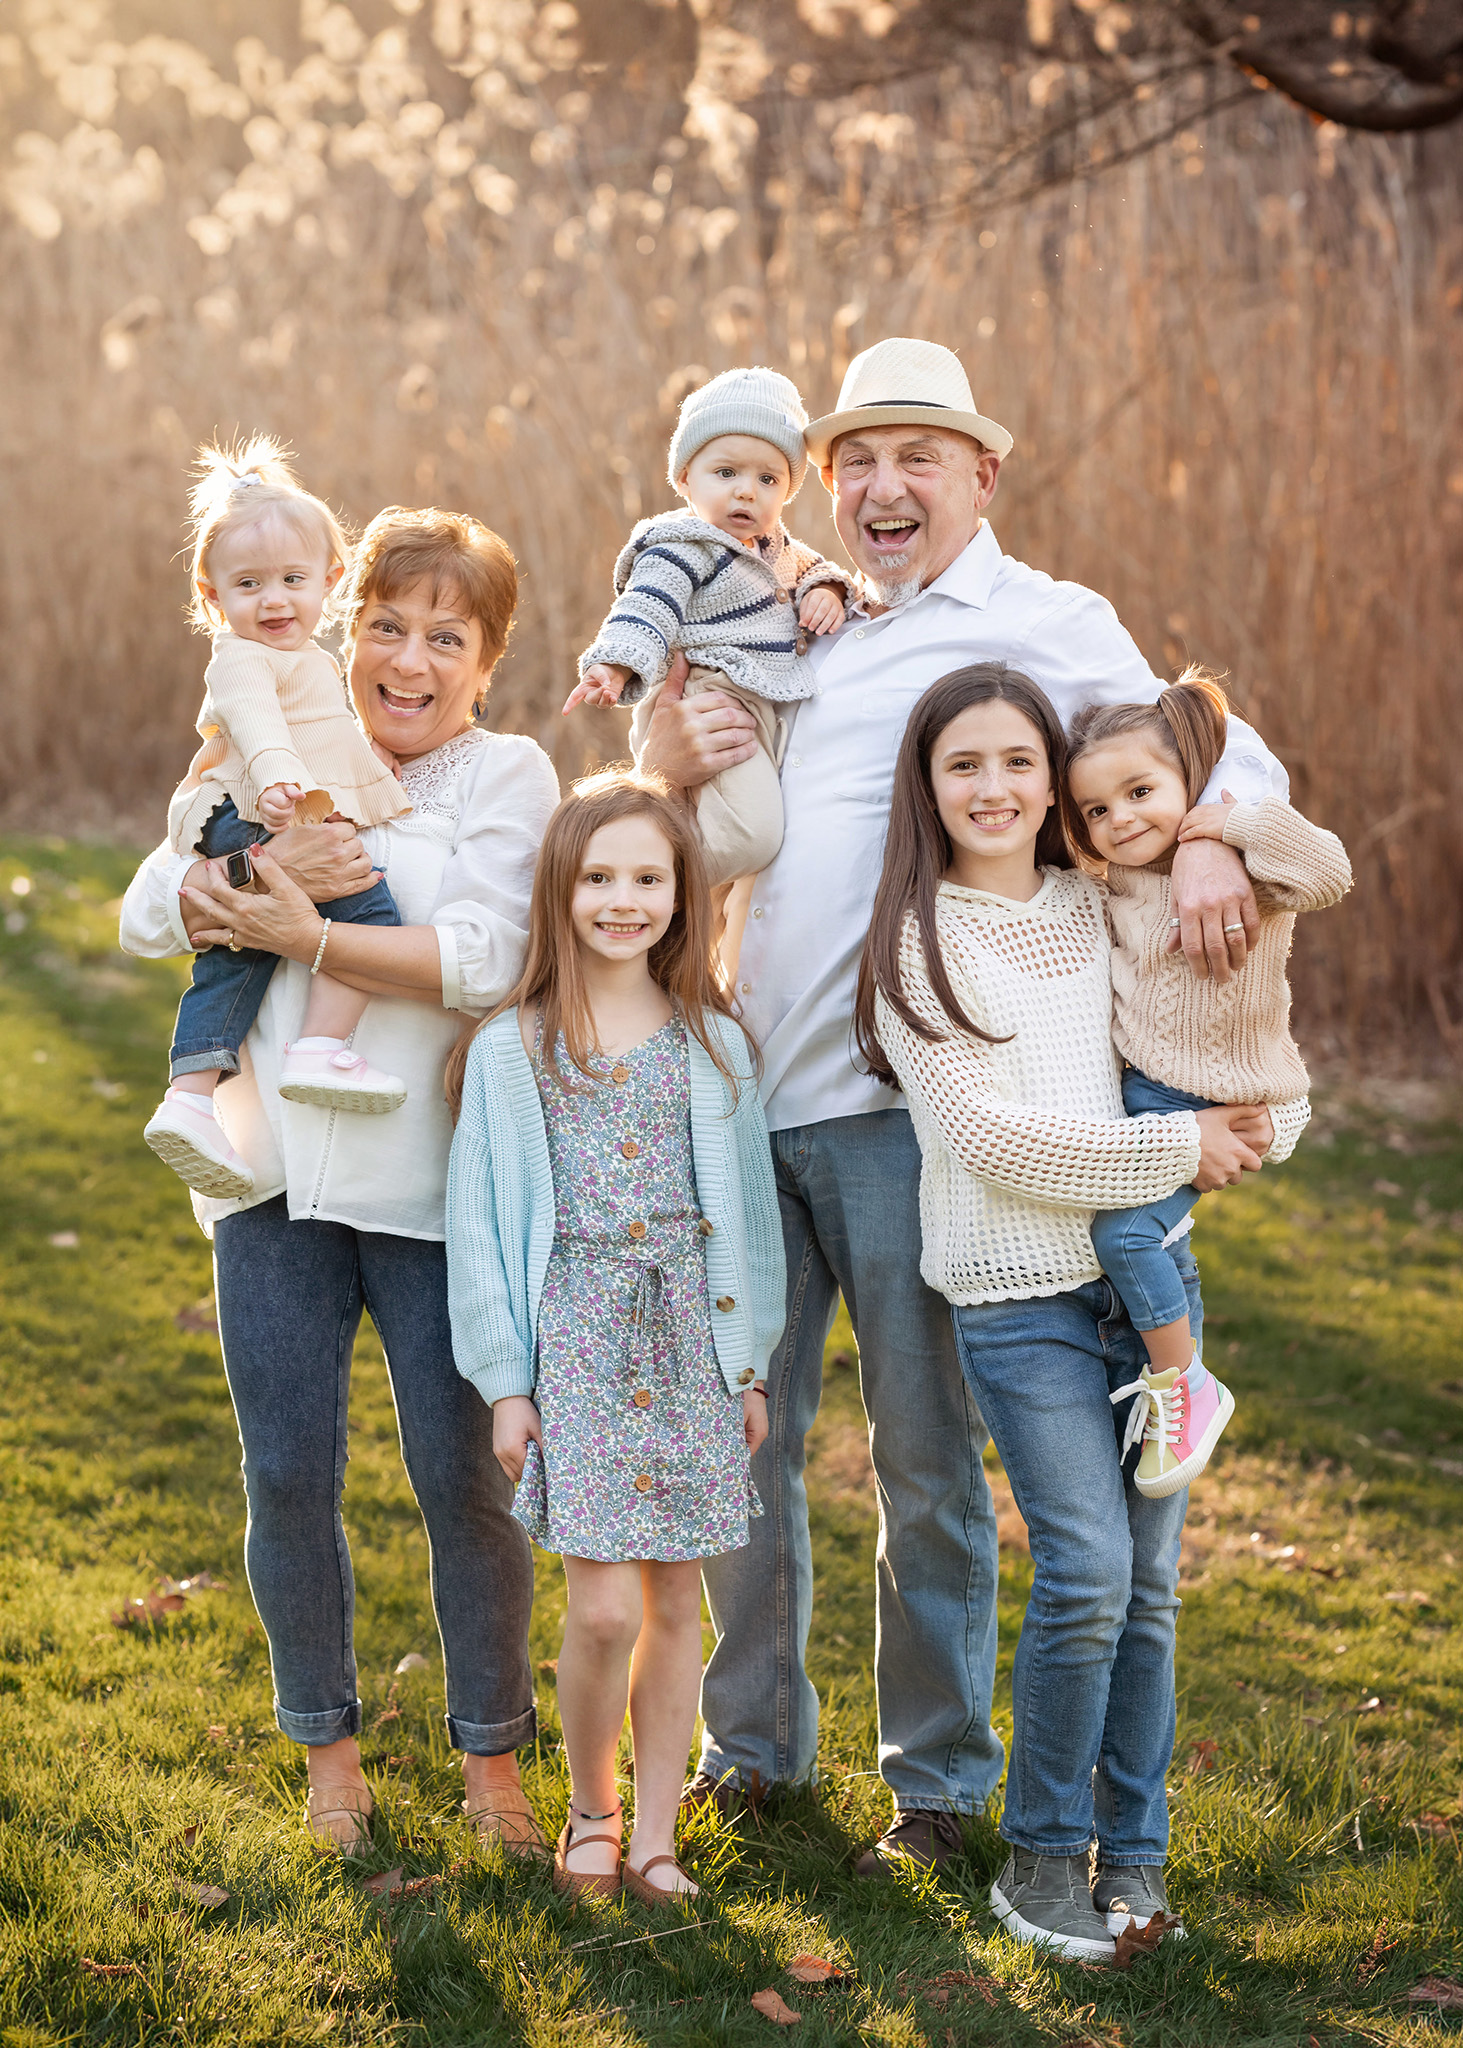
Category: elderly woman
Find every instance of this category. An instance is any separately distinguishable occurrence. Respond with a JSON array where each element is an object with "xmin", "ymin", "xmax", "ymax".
[{"xmin": 120, "ymin": 506, "xmax": 559, "ymax": 1852}]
